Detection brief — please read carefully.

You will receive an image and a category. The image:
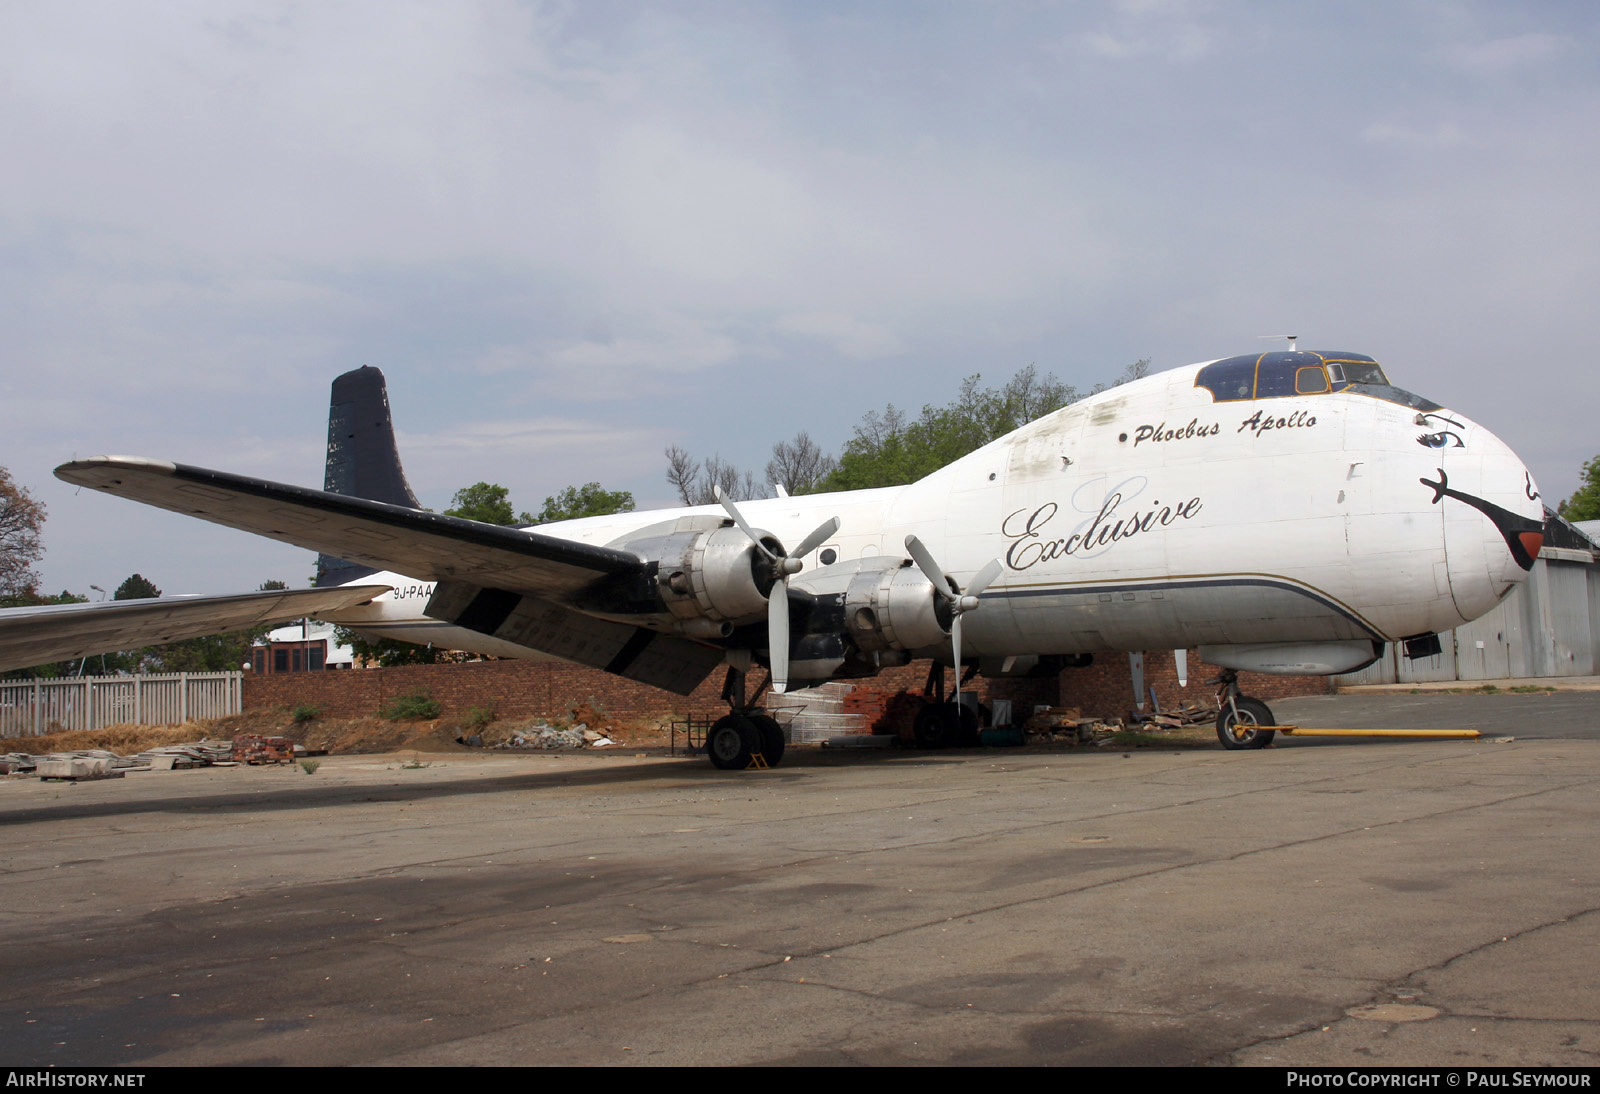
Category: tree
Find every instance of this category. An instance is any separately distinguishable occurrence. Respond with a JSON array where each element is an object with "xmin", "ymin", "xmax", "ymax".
[
  {"xmin": 1558, "ymin": 455, "xmax": 1600, "ymax": 523},
  {"xmin": 445, "ymin": 482, "xmax": 520, "ymax": 525},
  {"xmin": 114, "ymin": 573, "xmax": 162, "ymax": 600},
  {"xmin": 665, "ymin": 447, "xmax": 764, "ymax": 505},
  {"xmin": 0, "ymin": 466, "xmax": 46, "ymax": 606},
  {"xmin": 535, "ymin": 483, "xmax": 635, "ymax": 522},
  {"xmin": 766, "ymin": 432, "xmax": 838, "ymax": 496},
  {"xmin": 820, "ymin": 363, "xmax": 1125, "ymax": 491},
  {"xmin": 662, "ymin": 361, "xmax": 1148, "ymax": 500}
]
